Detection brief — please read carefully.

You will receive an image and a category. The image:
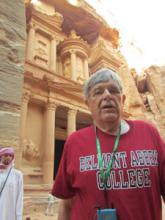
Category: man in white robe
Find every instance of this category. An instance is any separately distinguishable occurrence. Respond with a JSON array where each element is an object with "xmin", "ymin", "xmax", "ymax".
[{"xmin": 0, "ymin": 147, "xmax": 23, "ymax": 220}]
